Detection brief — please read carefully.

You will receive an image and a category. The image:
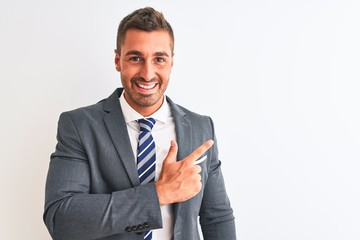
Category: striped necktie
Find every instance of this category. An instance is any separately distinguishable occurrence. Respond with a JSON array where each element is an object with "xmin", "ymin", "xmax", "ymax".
[{"xmin": 137, "ymin": 118, "xmax": 156, "ymax": 240}]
